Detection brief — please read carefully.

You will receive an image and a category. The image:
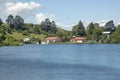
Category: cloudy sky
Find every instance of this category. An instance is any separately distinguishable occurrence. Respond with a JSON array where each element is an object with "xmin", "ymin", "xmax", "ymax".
[{"xmin": 0, "ymin": 0, "xmax": 120, "ymax": 30}]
